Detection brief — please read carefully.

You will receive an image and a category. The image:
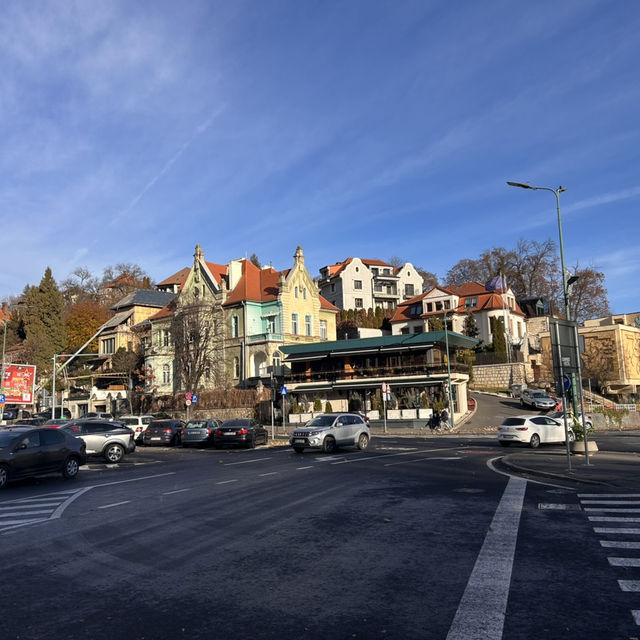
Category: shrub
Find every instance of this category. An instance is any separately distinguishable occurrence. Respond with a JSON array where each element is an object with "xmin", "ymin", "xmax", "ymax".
[{"xmin": 325, "ymin": 401, "xmax": 333, "ymax": 413}]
